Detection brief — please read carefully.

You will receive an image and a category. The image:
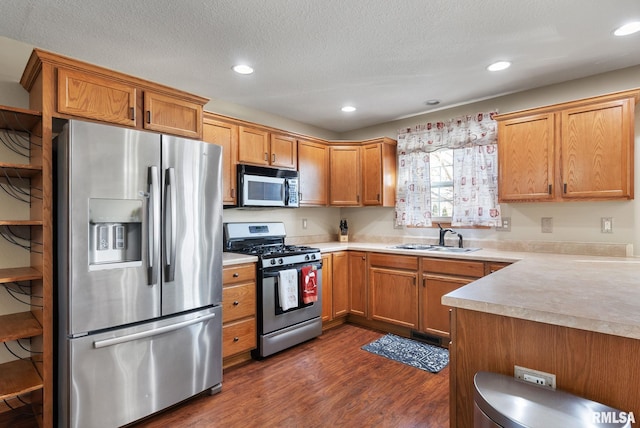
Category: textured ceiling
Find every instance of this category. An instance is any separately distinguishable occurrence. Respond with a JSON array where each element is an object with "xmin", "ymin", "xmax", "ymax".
[{"xmin": 1, "ymin": 0, "xmax": 640, "ymax": 132}]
